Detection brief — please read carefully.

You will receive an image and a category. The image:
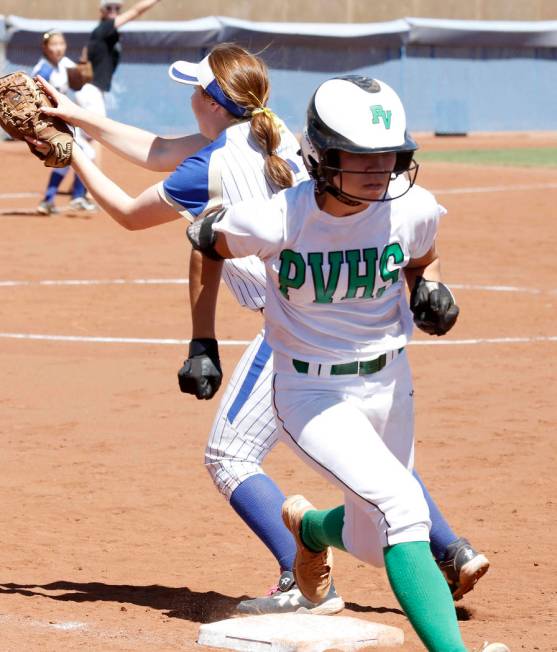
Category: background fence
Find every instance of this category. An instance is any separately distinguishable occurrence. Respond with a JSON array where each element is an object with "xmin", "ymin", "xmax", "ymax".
[
  {"xmin": 2, "ymin": 0, "xmax": 556, "ymax": 23},
  {"xmin": 1, "ymin": 15, "xmax": 557, "ymax": 134}
]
